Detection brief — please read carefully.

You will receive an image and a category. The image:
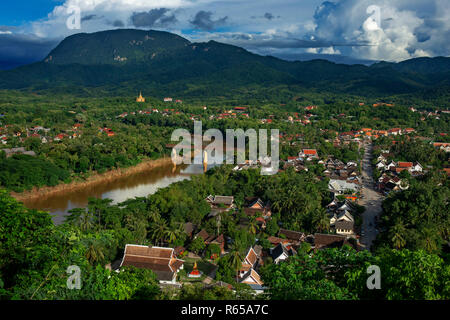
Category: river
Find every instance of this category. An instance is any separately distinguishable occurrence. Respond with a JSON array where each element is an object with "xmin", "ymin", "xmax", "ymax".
[{"xmin": 22, "ymin": 162, "xmax": 212, "ymax": 225}]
